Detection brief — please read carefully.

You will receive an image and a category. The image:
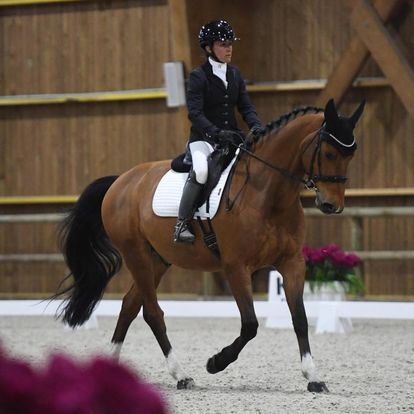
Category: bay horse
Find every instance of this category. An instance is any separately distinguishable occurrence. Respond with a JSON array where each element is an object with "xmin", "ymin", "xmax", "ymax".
[{"xmin": 56, "ymin": 98, "xmax": 364, "ymax": 393}]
